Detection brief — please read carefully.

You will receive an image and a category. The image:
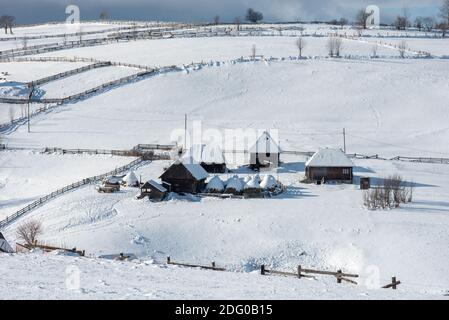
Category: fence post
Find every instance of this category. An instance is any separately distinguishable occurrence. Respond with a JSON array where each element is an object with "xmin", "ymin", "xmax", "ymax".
[
  {"xmin": 167, "ymin": 256, "xmax": 171, "ymax": 264},
  {"xmin": 337, "ymin": 270, "xmax": 342, "ymax": 284},
  {"xmin": 211, "ymin": 261, "xmax": 216, "ymax": 269},
  {"xmin": 298, "ymin": 265, "xmax": 302, "ymax": 279},
  {"xmin": 260, "ymin": 264, "xmax": 266, "ymax": 275},
  {"xmin": 392, "ymin": 277, "xmax": 397, "ymax": 290}
]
